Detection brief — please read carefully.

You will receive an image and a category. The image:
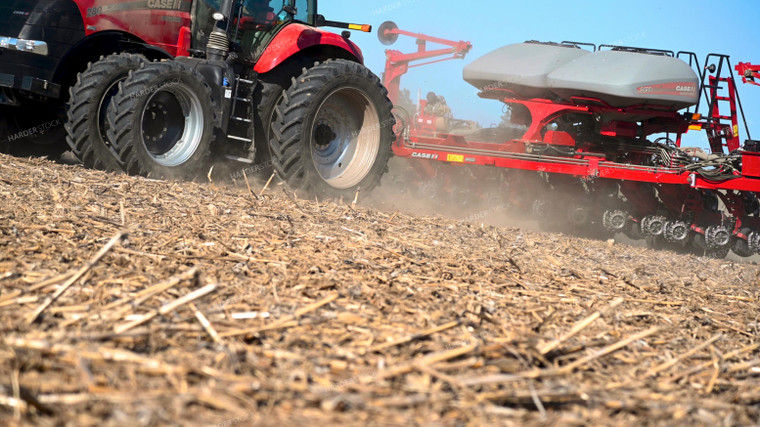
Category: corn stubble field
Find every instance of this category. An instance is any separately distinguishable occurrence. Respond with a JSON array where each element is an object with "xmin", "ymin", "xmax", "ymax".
[{"xmin": 1, "ymin": 153, "xmax": 759, "ymax": 426}]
